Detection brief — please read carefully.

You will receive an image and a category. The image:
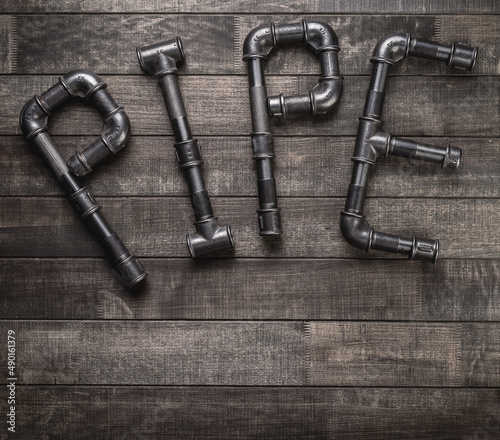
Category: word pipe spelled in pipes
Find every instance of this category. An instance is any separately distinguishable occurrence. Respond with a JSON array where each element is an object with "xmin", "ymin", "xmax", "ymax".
[
  {"xmin": 20, "ymin": 69, "xmax": 148, "ymax": 288},
  {"xmin": 243, "ymin": 20, "xmax": 343, "ymax": 235},
  {"xmin": 340, "ymin": 33, "xmax": 477, "ymax": 262},
  {"xmin": 137, "ymin": 37, "xmax": 235, "ymax": 257}
]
